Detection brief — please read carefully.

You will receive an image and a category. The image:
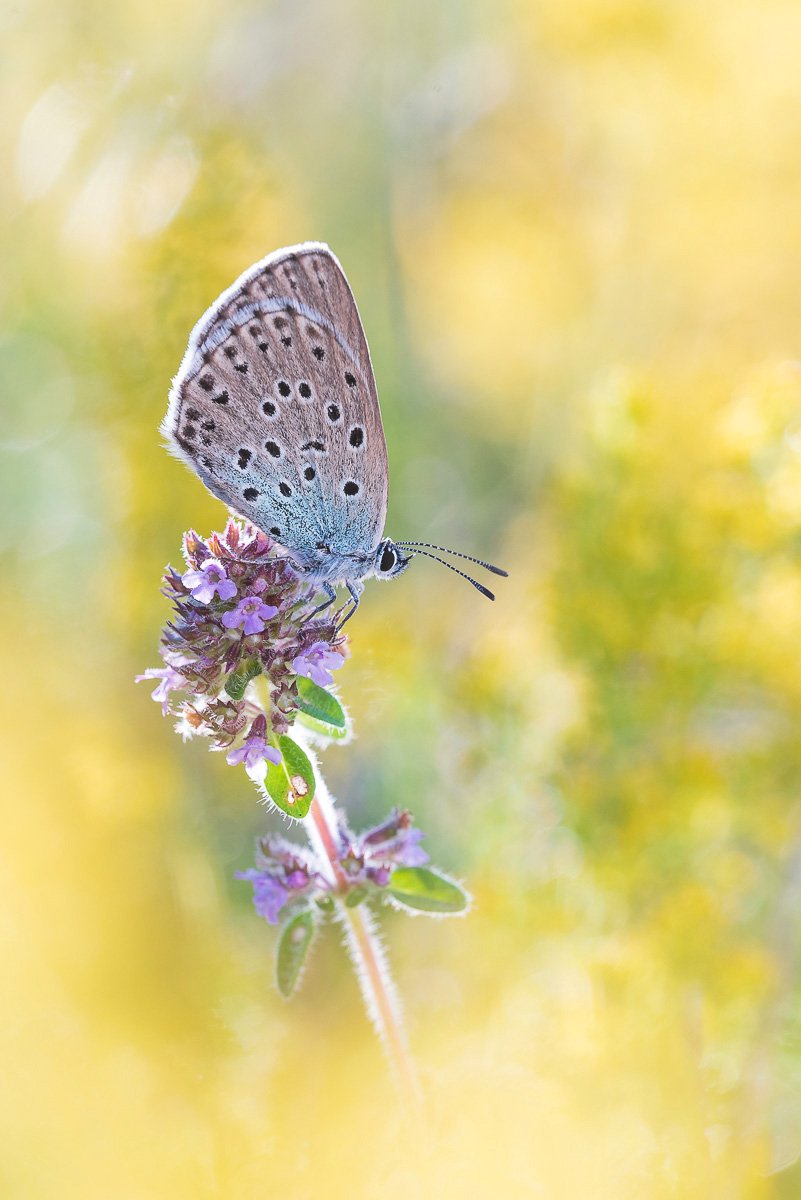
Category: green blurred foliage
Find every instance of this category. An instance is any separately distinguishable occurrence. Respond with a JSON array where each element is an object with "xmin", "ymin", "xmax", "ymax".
[{"xmin": 3, "ymin": 0, "xmax": 801, "ymax": 1195}]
